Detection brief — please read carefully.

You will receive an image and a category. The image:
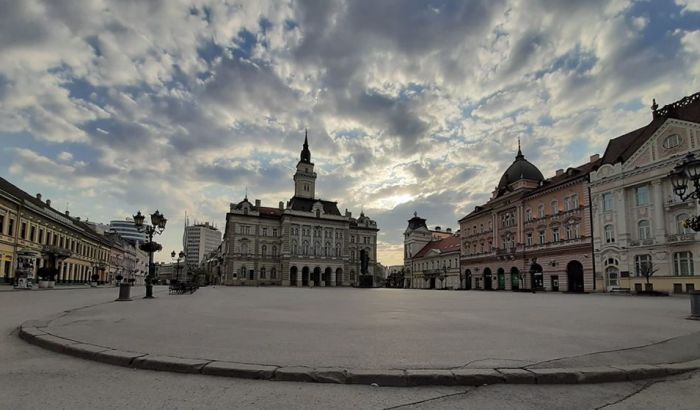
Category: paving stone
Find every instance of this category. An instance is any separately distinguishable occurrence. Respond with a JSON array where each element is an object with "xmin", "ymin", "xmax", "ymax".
[
  {"xmin": 201, "ymin": 362, "xmax": 277, "ymax": 380},
  {"xmin": 132, "ymin": 355, "xmax": 210, "ymax": 374},
  {"xmin": 61, "ymin": 343, "xmax": 111, "ymax": 360},
  {"xmin": 610, "ymin": 364, "xmax": 673, "ymax": 380},
  {"xmin": 496, "ymin": 368, "xmax": 536, "ymax": 384},
  {"xmin": 273, "ymin": 366, "xmax": 315, "ymax": 382},
  {"xmin": 527, "ymin": 368, "xmax": 582, "ymax": 384},
  {"xmin": 347, "ymin": 369, "xmax": 408, "ymax": 387},
  {"xmin": 311, "ymin": 367, "xmax": 349, "ymax": 384},
  {"xmin": 31, "ymin": 334, "xmax": 77, "ymax": 353},
  {"xmin": 452, "ymin": 368, "xmax": 505, "ymax": 386},
  {"xmin": 92, "ymin": 349, "xmax": 146, "ymax": 367},
  {"xmin": 406, "ymin": 369, "xmax": 455, "ymax": 386},
  {"xmin": 573, "ymin": 366, "xmax": 628, "ymax": 384}
]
